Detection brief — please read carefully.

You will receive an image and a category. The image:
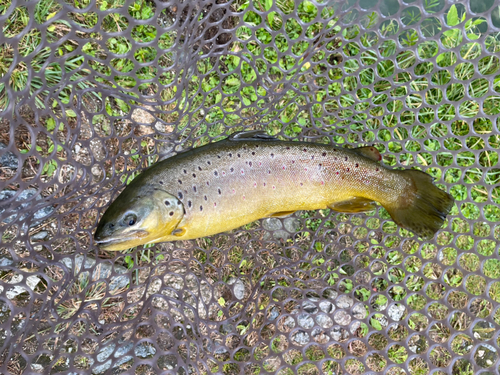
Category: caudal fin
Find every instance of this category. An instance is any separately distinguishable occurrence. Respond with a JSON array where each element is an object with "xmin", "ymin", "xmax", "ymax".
[{"xmin": 384, "ymin": 170, "xmax": 454, "ymax": 239}]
